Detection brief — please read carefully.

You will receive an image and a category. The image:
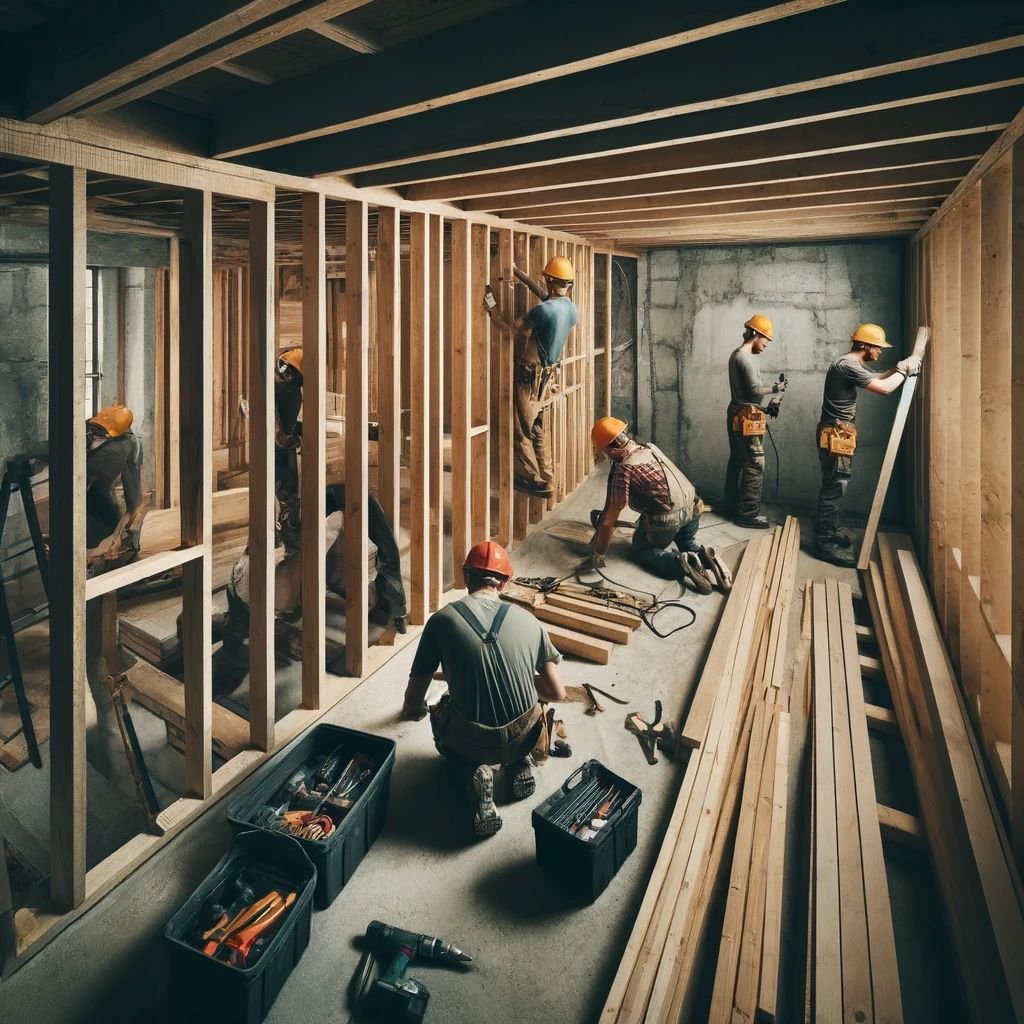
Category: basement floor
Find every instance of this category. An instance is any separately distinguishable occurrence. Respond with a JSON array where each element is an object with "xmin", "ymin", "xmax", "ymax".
[{"xmin": 0, "ymin": 466, "xmax": 963, "ymax": 1024}]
